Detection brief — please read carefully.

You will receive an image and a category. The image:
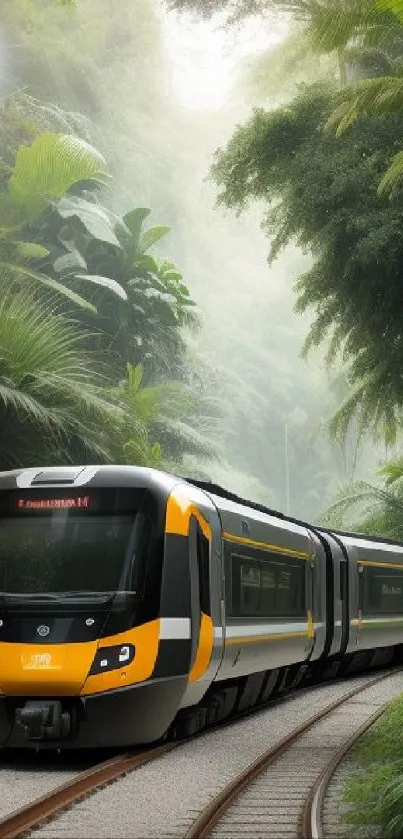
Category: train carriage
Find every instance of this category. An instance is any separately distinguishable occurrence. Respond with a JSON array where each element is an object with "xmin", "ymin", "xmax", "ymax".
[{"xmin": 0, "ymin": 464, "xmax": 401, "ymax": 749}]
